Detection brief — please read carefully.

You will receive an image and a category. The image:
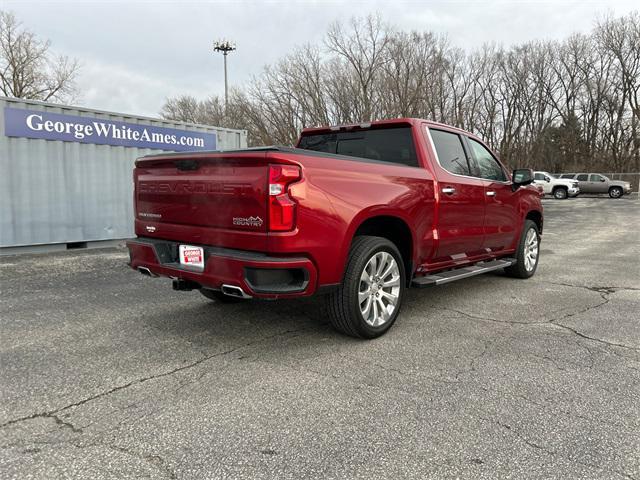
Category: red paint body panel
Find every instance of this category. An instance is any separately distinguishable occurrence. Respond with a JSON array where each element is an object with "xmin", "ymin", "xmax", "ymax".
[
  {"xmin": 127, "ymin": 240, "xmax": 318, "ymax": 299},
  {"xmin": 127, "ymin": 118, "xmax": 542, "ymax": 297}
]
